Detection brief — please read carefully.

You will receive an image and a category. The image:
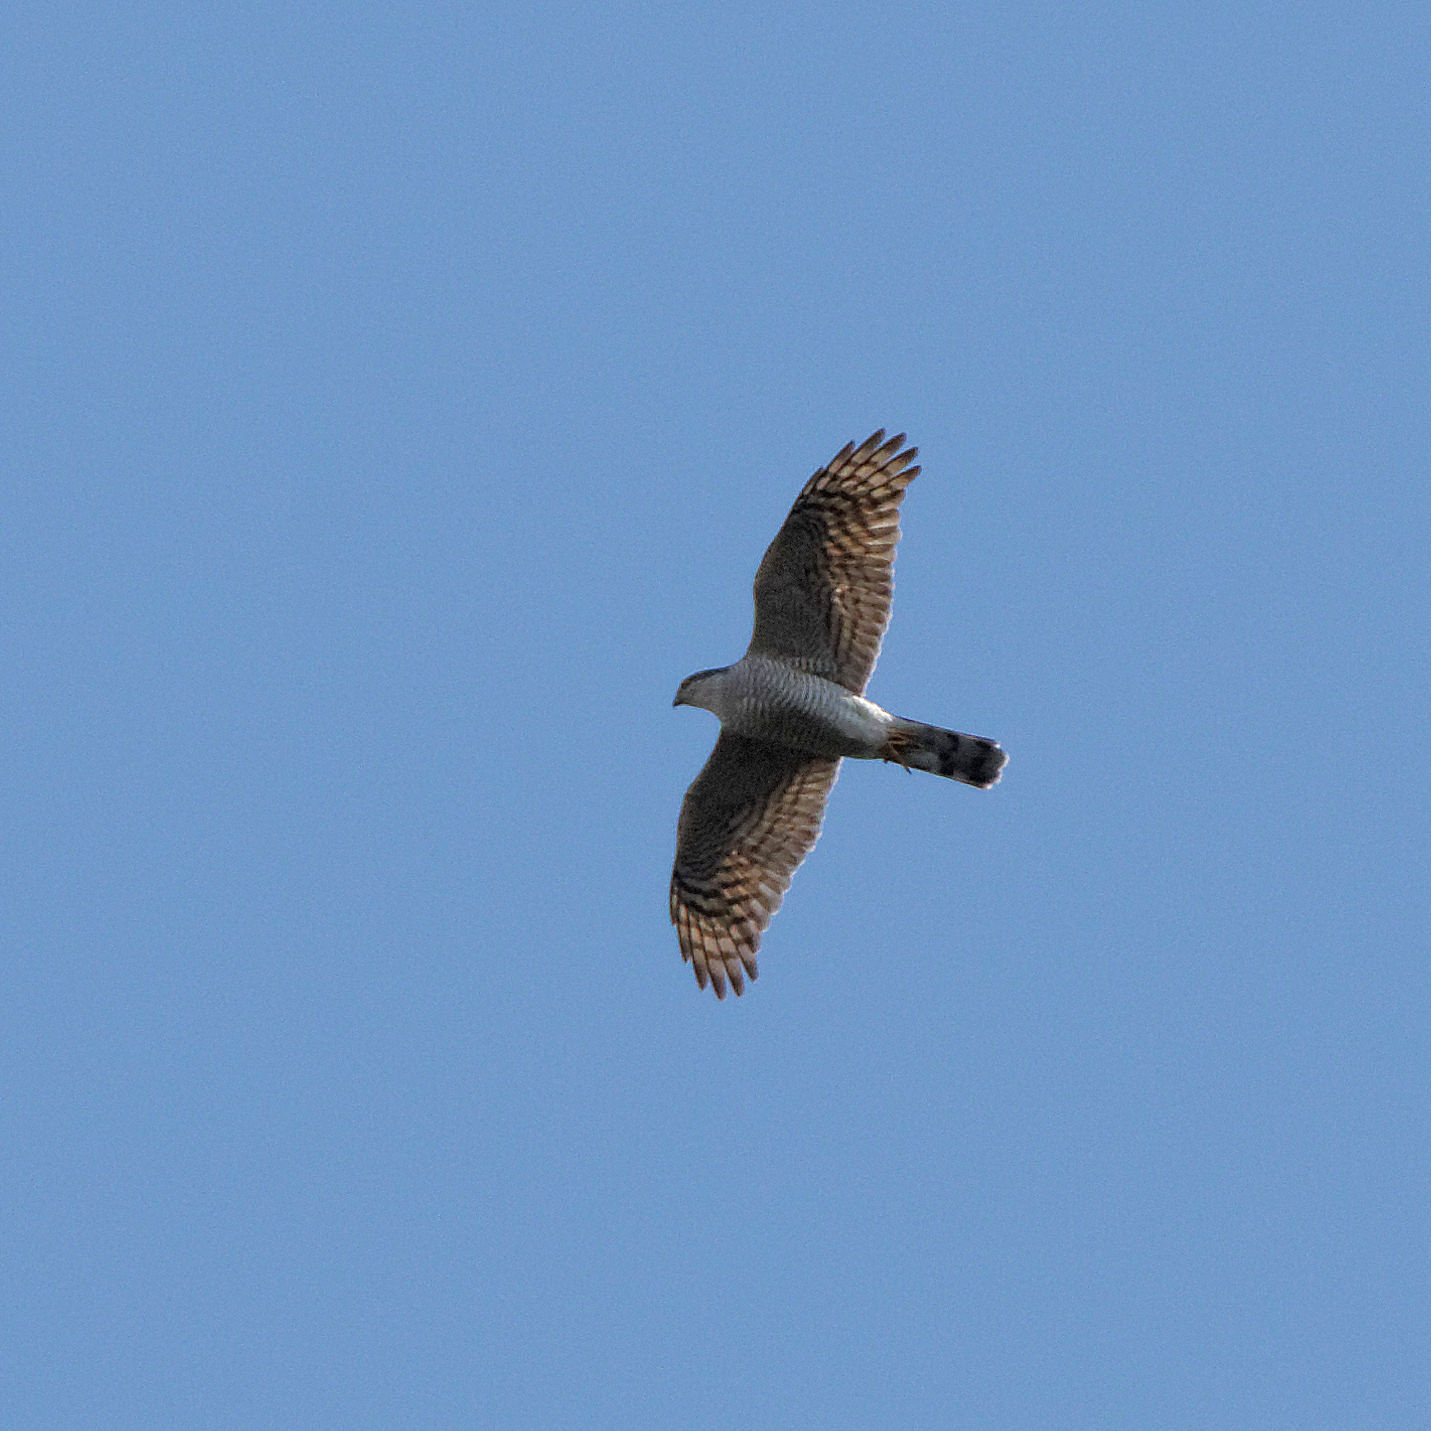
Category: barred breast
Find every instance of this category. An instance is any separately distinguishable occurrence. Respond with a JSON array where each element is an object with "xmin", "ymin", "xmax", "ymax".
[{"xmin": 723, "ymin": 656, "xmax": 891, "ymax": 758}]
